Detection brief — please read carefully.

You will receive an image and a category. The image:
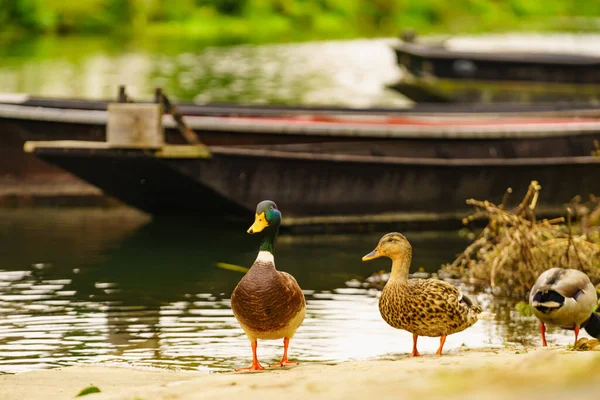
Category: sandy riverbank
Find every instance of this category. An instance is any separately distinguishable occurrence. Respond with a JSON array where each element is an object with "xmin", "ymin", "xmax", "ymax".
[{"xmin": 1, "ymin": 345, "xmax": 599, "ymax": 400}]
